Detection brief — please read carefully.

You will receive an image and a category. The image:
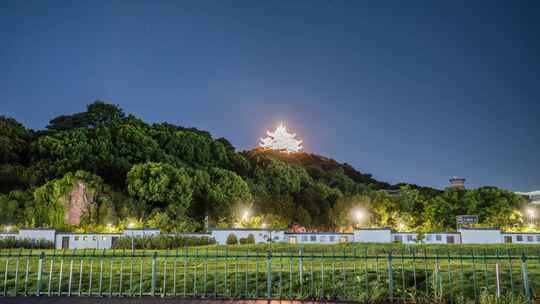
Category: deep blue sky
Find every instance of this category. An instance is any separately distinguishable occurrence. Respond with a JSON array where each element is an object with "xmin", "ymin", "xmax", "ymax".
[{"xmin": 1, "ymin": 1, "xmax": 539, "ymax": 191}]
